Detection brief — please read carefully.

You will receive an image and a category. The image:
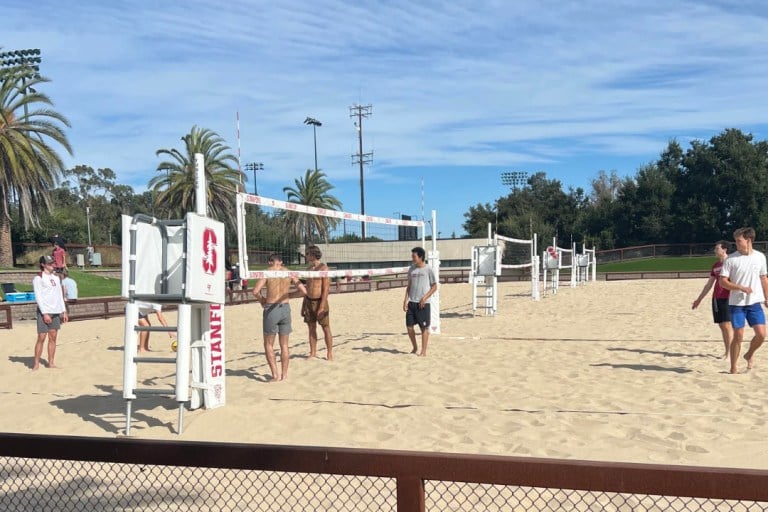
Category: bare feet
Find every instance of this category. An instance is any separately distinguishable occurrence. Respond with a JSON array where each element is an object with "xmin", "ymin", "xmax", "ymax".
[
  {"xmin": 326, "ymin": 354, "xmax": 333, "ymax": 361},
  {"xmin": 411, "ymin": 348, "xmax": 418, "ymax": 354},
  {"xmin": 32, "ymin": 362, "xmax": 40, "ymax": 371},
  {"xmin": 418, "ymin": 352, "xmax": 427, "ymax": 357},
  {"xmin": 48, "ymin": 363, "xmax": 59, "ymax": 369},
  {"xmin": 720, "ymin": 351, "xmax": 729, "ymax": 360},
  {"xmin": 744, "ymin": 352, "xmax": 755, "ymax": 370}
]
